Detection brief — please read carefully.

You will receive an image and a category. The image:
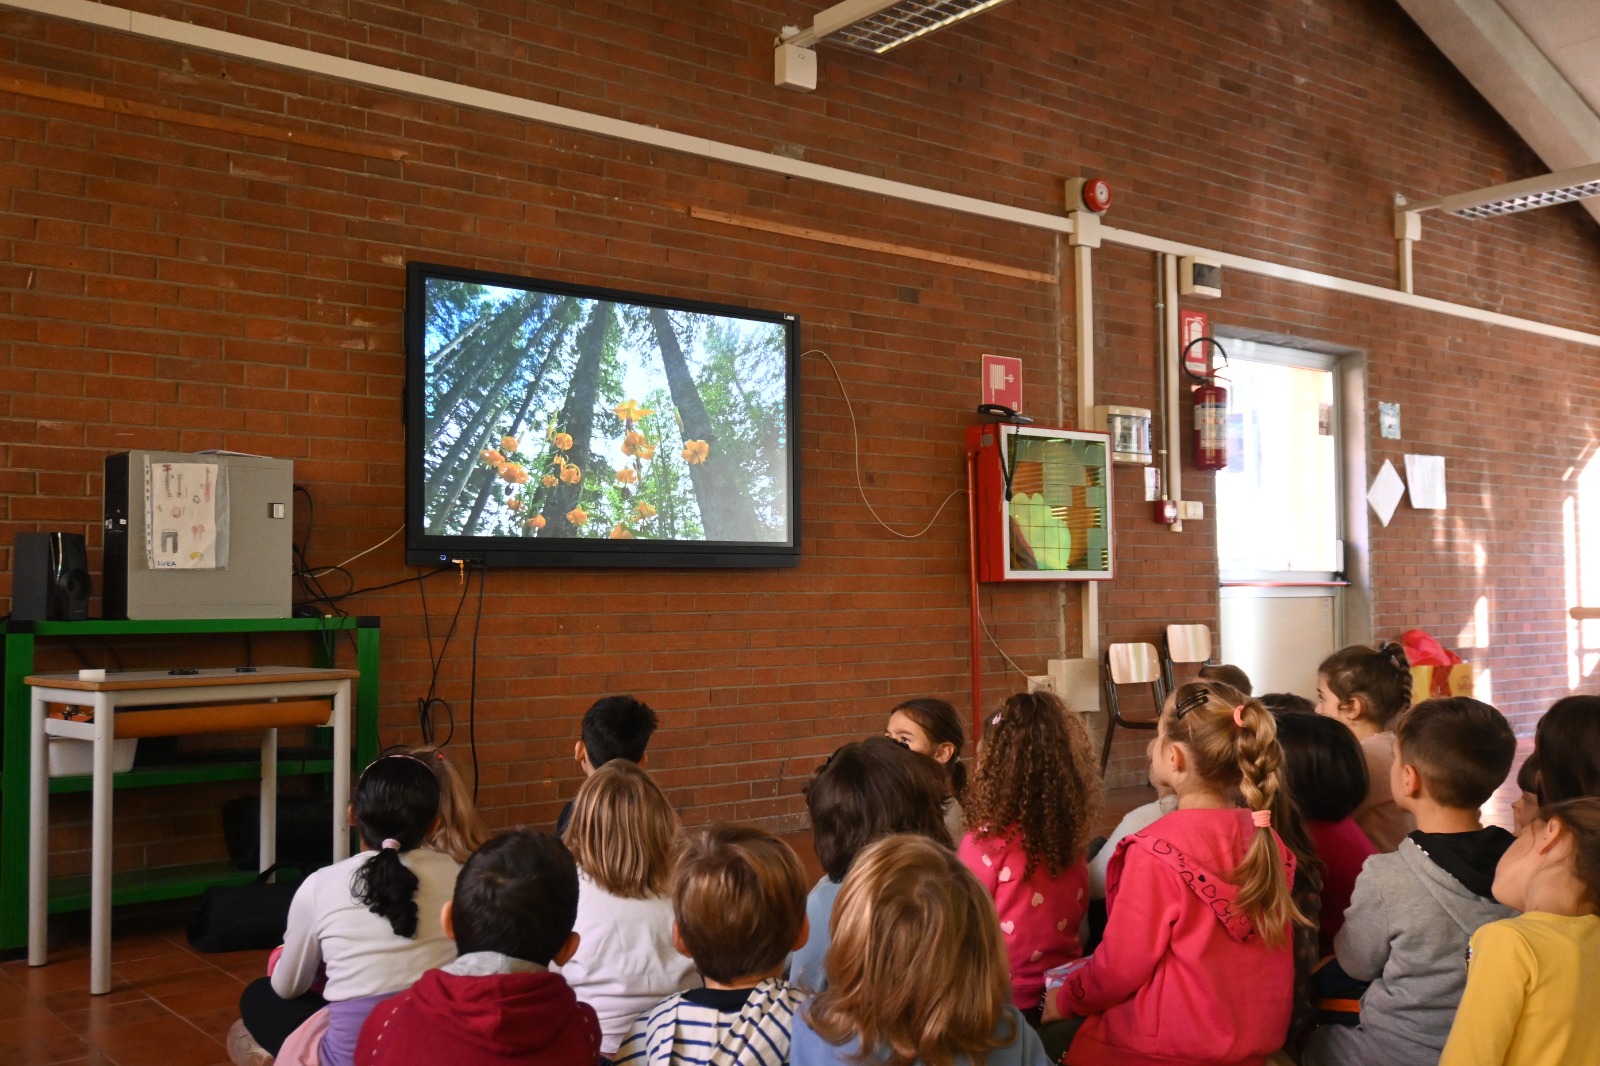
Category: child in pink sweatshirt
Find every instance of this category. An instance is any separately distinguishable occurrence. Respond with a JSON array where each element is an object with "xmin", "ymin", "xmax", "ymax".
[
  {"xmin": 1044, "ymin": 682, "xmax": 1308, "ymax": 1066},
  {"xmin": 959, "ymin": 690, "xmax": 1101, "ymax": 1017}
]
